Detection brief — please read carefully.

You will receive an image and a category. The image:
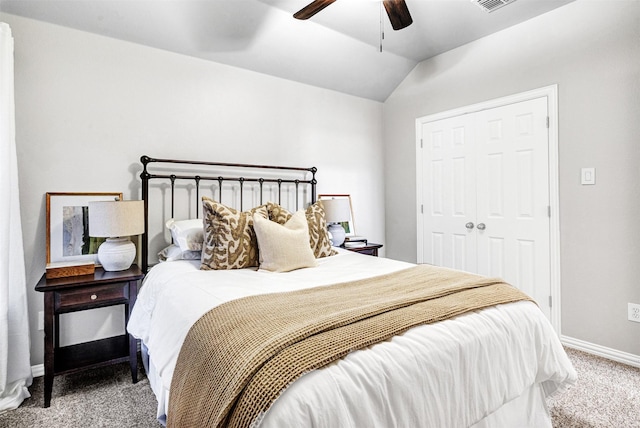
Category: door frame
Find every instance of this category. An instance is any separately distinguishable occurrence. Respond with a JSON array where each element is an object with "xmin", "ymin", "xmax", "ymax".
[{"xmin": 415, "ymin": 85, "xmax": 561, "ymax": 334}]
